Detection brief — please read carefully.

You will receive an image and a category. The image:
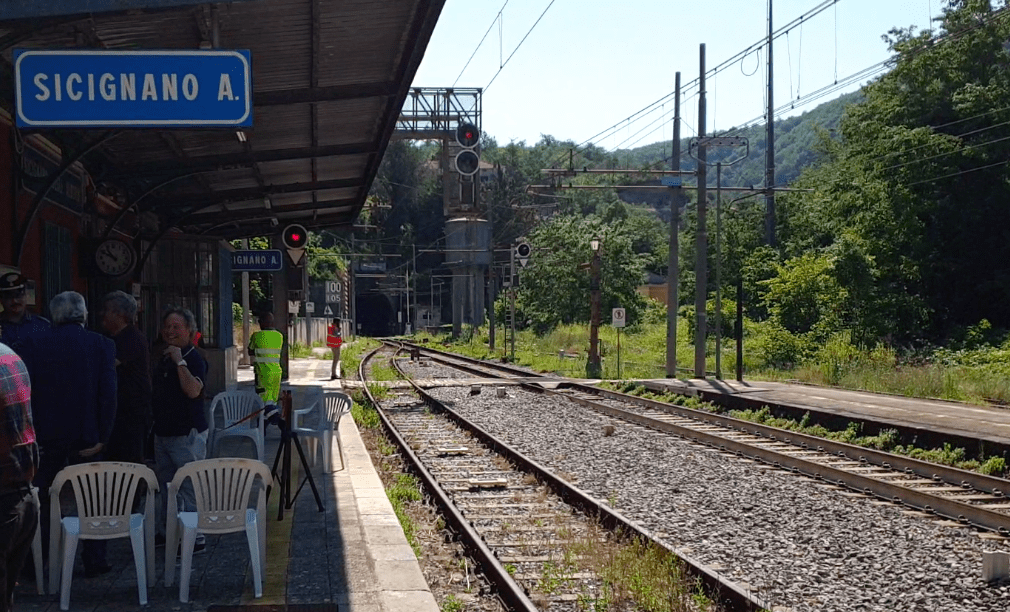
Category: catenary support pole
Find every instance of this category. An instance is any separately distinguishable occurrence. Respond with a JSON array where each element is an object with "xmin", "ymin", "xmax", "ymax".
[
  {"xmin": 350, "ymin": 235, "xmax": 357, "ymax": 340},
  {"xmin": 736, "ymin": 277, "xmax": 744, "ymax": 382},
  {"xmin": 715, "ymin": 162, "xmax": 723, "ymax": 379},
  {"xmin": 510, "ymin": 246, "xmax": 516, "ymax": 361},
  {"xmin": 694, "ymin": 44, "xmax": 708, "ymax": 379},
  {"xmin": 766, "ymin": 0, "xmax": 776, "ymax": 246},
  {"xmin": 303, "ymin": 259, "xmax": 311, "ymax": 346},
  {"xmin": 666, "ymin": 72, "xmax": 682, "ymax": 378},
  {"xmin": 488, "ymin": 197, "xmax": 496, "ymax": 351}
]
